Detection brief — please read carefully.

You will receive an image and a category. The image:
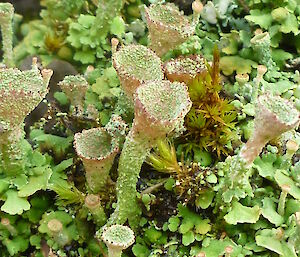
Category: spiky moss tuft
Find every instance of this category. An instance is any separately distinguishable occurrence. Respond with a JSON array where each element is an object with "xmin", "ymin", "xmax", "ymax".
[
  {"xmin": 113, "ymin": 44, "xmax": 163, "ymax": 99},
  {"xmin": 164, "ymin": 54, "xmax": 206, "ymax": 84},
  {"xmin": 101, "ymin": 225, "xmax": 134, "ymax": 257},
  {"xmin": 240, "ymin": 94, "xmax": 299, "ymax": 165},
  {"xmin": 58, "ymin": 75, "xmax": 88, "ymax": 115},
  {"xmin": 145, "ymin": 2, "xmax": 200, "ymax": 57},
  {"xmin": 74, "ymin": 127, "xmax": 119, "ymax": 193},
  {"xmin": 107, "ymin": 80, "xmax": 191, "ymax": 227},
  {"xmin": 0, "ymin": 3, "xmax": 14, "ymax": 67}
]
